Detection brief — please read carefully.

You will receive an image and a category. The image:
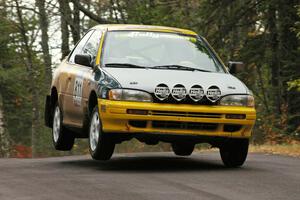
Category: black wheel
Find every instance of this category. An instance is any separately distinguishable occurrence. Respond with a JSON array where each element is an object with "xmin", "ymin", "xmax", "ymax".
[
  {"xmin": 89, "ymin": 106, "xmax": 115, "ymax": 160},
  {"xmin": 52, "ymin": 103, "xmax": 75, "ymax": 151},
  {"xmin": 219, "ymin": 138, "xmax": 249, "ymax": 167},
  {"xmin": 171, "ymin": 143, "xmax": 194, "ymax": 156}
]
